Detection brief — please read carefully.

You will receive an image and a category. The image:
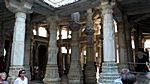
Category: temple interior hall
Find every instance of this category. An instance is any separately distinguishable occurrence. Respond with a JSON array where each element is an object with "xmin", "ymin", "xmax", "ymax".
[{"xmin": 1, "ymin": 0, "xmax": 150, "ymax": 84}]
